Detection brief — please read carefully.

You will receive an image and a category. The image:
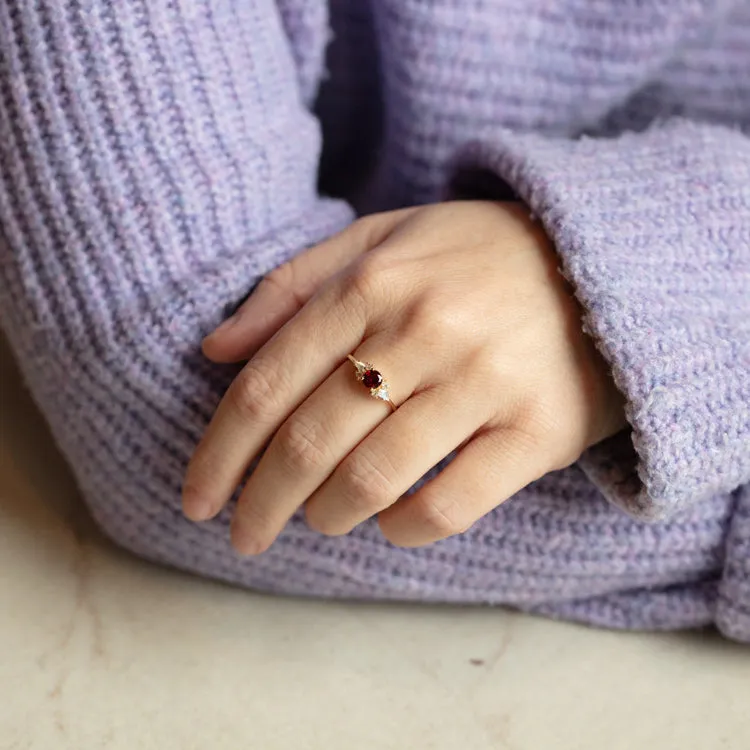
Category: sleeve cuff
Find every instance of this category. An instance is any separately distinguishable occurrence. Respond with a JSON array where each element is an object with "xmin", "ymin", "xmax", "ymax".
[{"xmin": 445, "ymin": 119, "xmax": 750, "ymax": 521}]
